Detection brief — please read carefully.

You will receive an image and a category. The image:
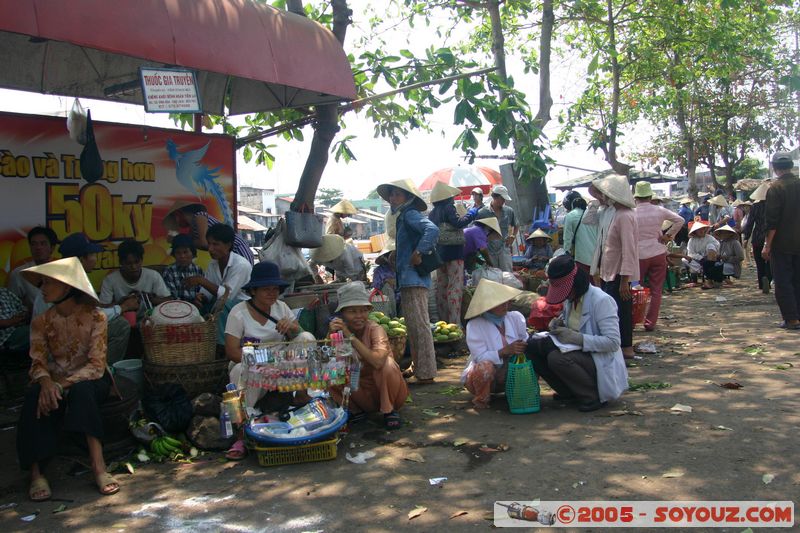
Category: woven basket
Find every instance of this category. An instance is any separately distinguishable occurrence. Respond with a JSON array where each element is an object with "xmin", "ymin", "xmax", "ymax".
[
  {"xmin": 388, "ymin": 335, "xmax": 407, "ymax": 363},
  {"xmin": 141, "ymin": 317, "xmax": 217, "ymax": 365},
  {"xmin": 143, "ymin": 359, "xmax": 229, "ymax": 398}
]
